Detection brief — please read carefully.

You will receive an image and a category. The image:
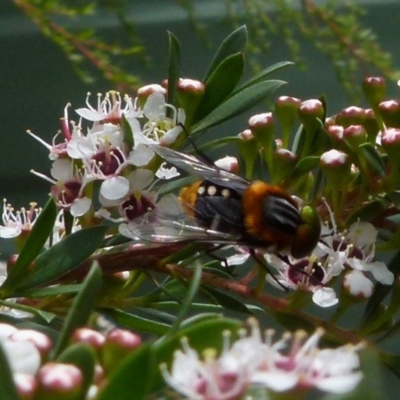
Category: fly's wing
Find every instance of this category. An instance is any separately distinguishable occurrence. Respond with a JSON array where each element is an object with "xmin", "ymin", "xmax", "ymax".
[
  {"xmin": 148, "ymin": 144, "xmax": 248, "ymax": 184},
  {"xmin": 120, "ymin": 193, "xmax": 240, "ymax": 244}
]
